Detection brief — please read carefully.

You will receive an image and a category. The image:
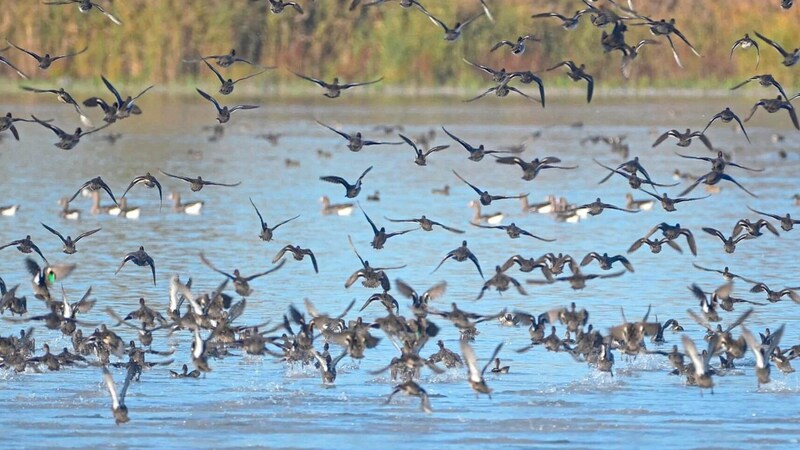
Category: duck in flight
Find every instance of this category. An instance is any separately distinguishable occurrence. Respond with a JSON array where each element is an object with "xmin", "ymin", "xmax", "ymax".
[
  {"xmin": 249, "ymin": 198, "xmax": 299, "ymax": 241},
  {"xmin": 316, "ymin": 121, "xmax": 402, "ymax": 152},
  {"xmin": 730, "ymin": 34, "xmax": 760, "ymax": 69},
  {"xmin": 754, "ymin": 31, "xmax": 798, "ymax": 67},
  {"xmin": 292, "ymin": 72, "xmax": 383, "ymax": 98},
  {"xmin": 159, "ymin": 170, "xmax": 241, "ymax": 192},
  {"xmin": 452, "ymin": 170, "xmax": 527, "ymax": 206},
  {"xmin": 6, "ymin": 40, "xmax": 87, "ymax": 69},
  {"xmin": 196, "ymin": 88, "xmax": 259, "ymax": 123},
  {"xmin": 422, "ymin": 10, "xmax": 485, "ymax": 41},
  {"xmin": 41, "ymin": 223, "xmax": 101, "ymax": 255},
  {"xmin": 442, "ymin": 127, "xmax": 509, "ymax": 162},
  {"xmin": 43, "ymin": 0, "xmax": 122, "ymax": 25},
  {"xmin": 201, "ymin": 59, "xmax": 268, "ymax": 96},
  {"xmin": 320, "ymin": 166, "xmax": 373, "ymax": 198},
  {"xmin": 546, "ymin": 61, "xmax": 594, "ymax": 103}
]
